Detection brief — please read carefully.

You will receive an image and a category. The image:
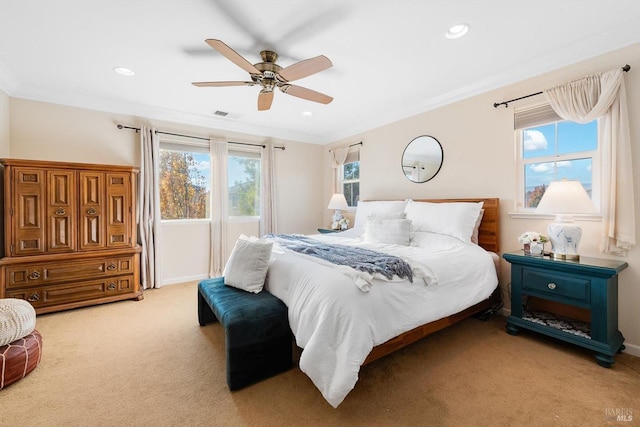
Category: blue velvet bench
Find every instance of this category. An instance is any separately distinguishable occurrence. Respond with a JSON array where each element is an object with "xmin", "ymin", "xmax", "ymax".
[{"xmin": 197, "ymin": 277, "xmax": 292, "ymax": 390}]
